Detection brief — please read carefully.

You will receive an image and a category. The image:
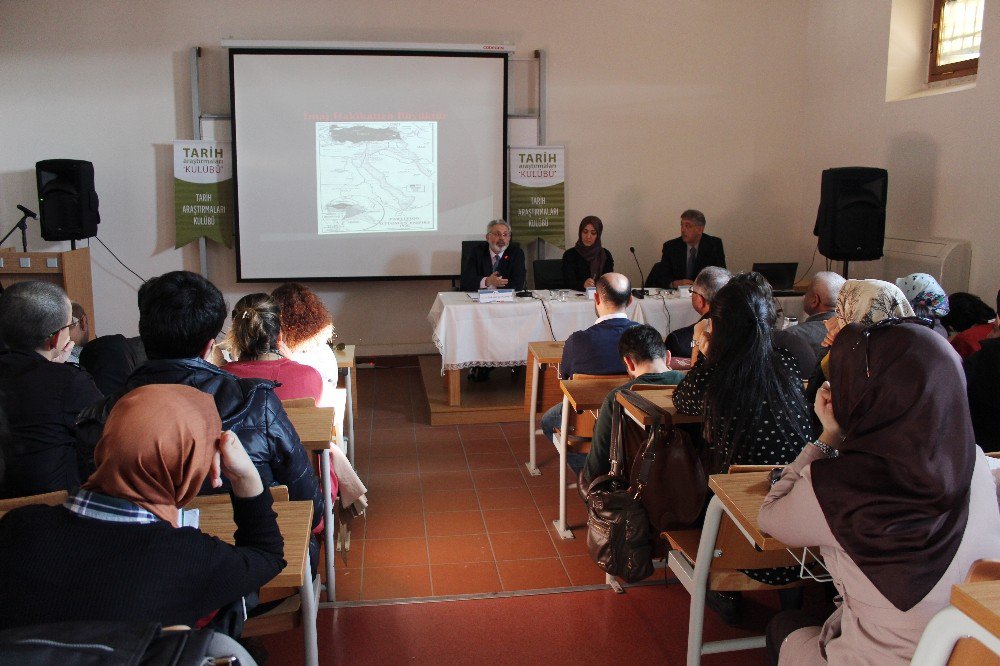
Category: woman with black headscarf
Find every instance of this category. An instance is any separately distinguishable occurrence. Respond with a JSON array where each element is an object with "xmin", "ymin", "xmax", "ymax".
[
  {"xmin": 759, "ymin": 320, "xmax": 1000, "ymax": 664},
  {"xmin": 561, "ymin": 216, "xmax": 613, "ymax": 291}
]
